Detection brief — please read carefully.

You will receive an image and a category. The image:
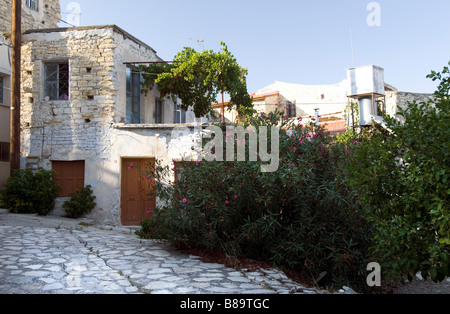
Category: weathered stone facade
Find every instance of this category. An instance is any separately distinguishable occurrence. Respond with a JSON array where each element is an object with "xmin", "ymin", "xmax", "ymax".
[
  {"xmin": 0, "ymin": 0, "xmax": 61, "ymax": 34},
  {"xmin": 19, "ymin": 25, "xmax": 200, "ymax": 225},
  {"xmin": 385, "ymin": 89, "xmax": 436, "ymax": 123}
]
